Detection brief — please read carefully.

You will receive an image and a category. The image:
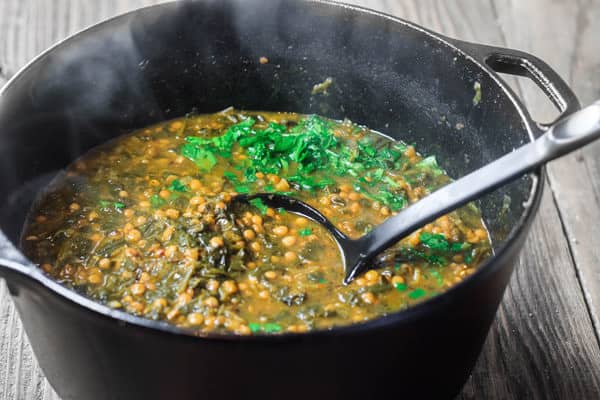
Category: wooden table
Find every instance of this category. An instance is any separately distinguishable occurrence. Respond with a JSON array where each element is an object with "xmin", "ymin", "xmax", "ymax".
[{"xmin": 1, "ymin": 1, "xmax": 599, "ymax": 398}]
